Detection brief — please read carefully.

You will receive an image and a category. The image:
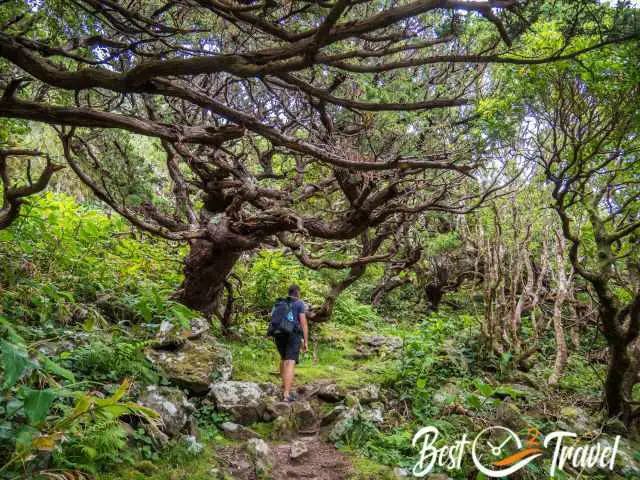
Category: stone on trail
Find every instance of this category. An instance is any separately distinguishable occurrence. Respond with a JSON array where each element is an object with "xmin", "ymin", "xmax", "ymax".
[
  {"xmin": 292, "ymin": 400, "xmax": 316, "ymax": 430},
  {"xmin": 265, "ymin": 398, "xmax": 293, "ymax": 420},
  {"xmin": 321, "ymin": 405, "xmax": 348, "ymax": 427},
  {"xmin": 138, "ymin": 386, "xmax": 194, "ymax": 437},
  {"xmin": 289, "ymin": 440, "xmax": 309, "ymax": 460},
  {"xmin": 393, "ymin": 467, "xmax": 410, "ymax": 478},
  {"xmin": 209, "ymin": 381, "xmax": 265, "ymax": 425},
  {"xmin": 145, "ymin": 333, "xmax": 232, "ymax": 394},
  {"xmin": 246, "ymin": 438, "xmax": 272, "ymax": 476},
  {"xmin": 258, "ymin": 382, "xmax": 281, "ymax": 398},
  {"xmin": 316, "ymin": 383, "xmax": 345, "ymax": 403},
  {"xmin": 220, "ymin": 422, "xmax": 262, "ymax": 440}
]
